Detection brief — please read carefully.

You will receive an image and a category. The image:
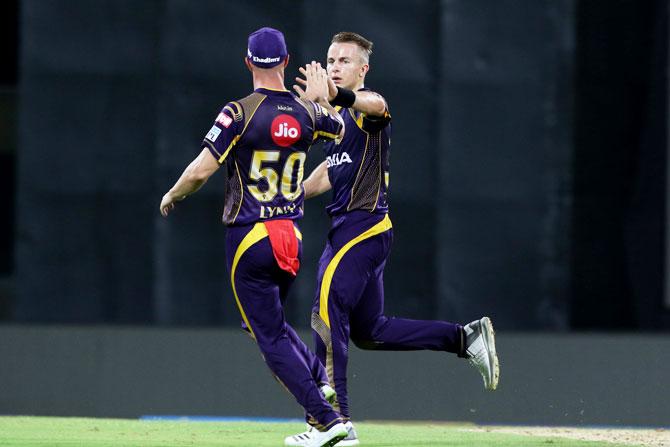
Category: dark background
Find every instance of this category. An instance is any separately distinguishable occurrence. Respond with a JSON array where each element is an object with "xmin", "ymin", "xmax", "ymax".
[{"xmin": 1, "ymin": 0, "xmax": 668, "ymax": 331}]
